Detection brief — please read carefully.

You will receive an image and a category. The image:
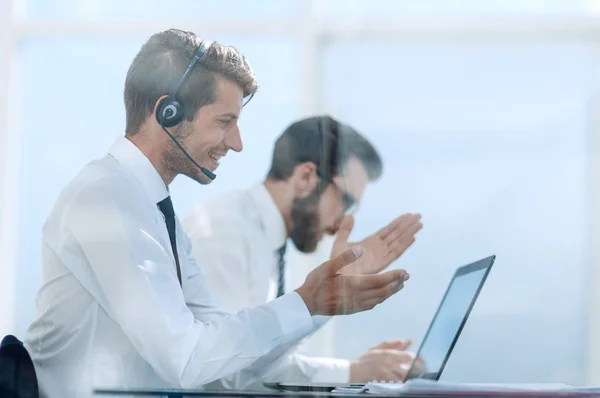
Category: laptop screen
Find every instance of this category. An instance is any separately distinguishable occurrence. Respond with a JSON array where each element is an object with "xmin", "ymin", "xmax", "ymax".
[{"xmin": 404, "ymin": 255, "xmax": 495, "ymax": 381}]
